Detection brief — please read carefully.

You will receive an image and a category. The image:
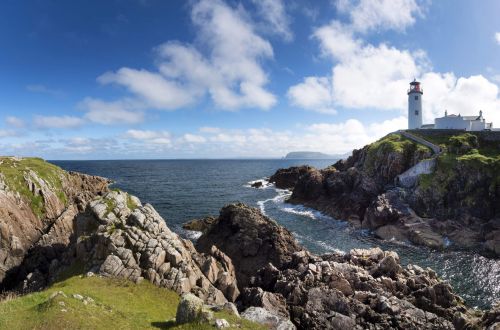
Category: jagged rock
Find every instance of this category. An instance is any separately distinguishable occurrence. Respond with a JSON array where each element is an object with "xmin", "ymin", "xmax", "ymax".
[
  {"xmin": 182, "ymin": 216, "xmax": 217, "ymax": 233},
  {"xmin": 78, "ymin": 191, "xmax": 229, "ymax": 304},
  {"xmin": 241, "ymin": 307, "xmax": 296, "ymax": 330},
  {"xmin": 251, "ymin": 181, "xmax": 263, "ymax": 188},
  {"xmin": 196, "ymin": 203, "xmax": 302, "ymax": 288},
  {"xmin": 0, "ymin": 158, "xmax": 109, "ymax": 287},
  {"xmin": 269, "ymin": 166, "xmax": 313, "ymax": 190},
  {"xmin": 199, "ymin": 204, "xmax": 489, "ymax": 330},
  {"xmin": 239, "ymin": 287, "xmax": 289, "ymax": 318}
]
